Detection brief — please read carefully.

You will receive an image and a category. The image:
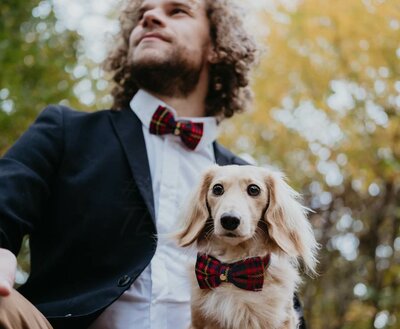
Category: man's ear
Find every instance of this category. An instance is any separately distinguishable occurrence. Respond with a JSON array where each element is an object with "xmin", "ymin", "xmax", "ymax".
[
  {"xmin": 207, "ymin": 45, "xmax": 219, "ymax": 64},
  {"xmin": 175, "ymin": 166, "xmax": 216, "ymax": 247},
  {"xmin": 263, "ymin": 170, "xmax": 319, "ymax": 275}
]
